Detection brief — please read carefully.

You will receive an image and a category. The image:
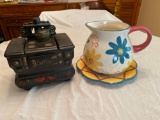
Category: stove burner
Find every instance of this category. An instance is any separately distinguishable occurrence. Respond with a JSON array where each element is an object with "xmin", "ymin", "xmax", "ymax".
[
  {"xmin": 28, "ymin": 41, "xmax": 36, "ymax": 45},
  {"xmin": 28, "ymin": 45, "xmax": 35, "ymax": 49},
  {"xmin": 45, "ymin": 43, "xmax": 53, "ymax": 47}
]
